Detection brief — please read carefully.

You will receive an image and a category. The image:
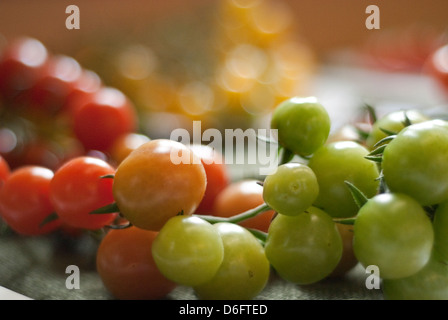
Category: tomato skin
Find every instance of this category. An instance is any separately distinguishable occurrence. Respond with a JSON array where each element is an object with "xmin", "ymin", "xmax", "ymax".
[
  {"xmin": 189, "ymin": 144, "xmax": 230, "ymax": 215},
  {"xmin": 108, "ymin": 132, "xmax": 151, "ymax": 166},
  {"xmin": 72, "ymin": 87, "xmax": 138, "ymax": 152},
  {"xmin": 212, "ymin": 179, "xmax": 275, "ymax": 233},
  {"xmin": 425, "ymin": 44, "xmax": 448, "ymax": 95},
  {"xmin": 96, "ymin": 226, "xmax": 177, "ymax": 300},
  {"xmin": 0, "ymin": 37, "xmax": 49, "ymax": 100},
  {"xmin": 0, "ymin": 165, "xmax": 61, "ymax": 235},
  {"xmin": 50, "ymin": 156, "xmax": 117, "ymax": 230},
  {"xmin": 113, "ymin": 139, "xmax": 207, "ymax": 231}
]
